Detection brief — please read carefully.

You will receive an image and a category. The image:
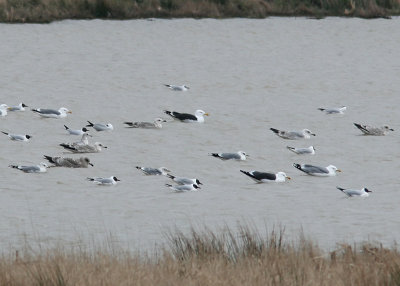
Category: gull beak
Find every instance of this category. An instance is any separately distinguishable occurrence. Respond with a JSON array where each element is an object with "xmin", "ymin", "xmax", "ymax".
[
  {"xmin": 390, "ymin": 128, "xmax": 394, "ymax": 131},
  {"xmin": 68, "ymin": 111, "xmax": 72, "ymax": 114},
  {"xmin": 89, "ymin": 163, "xmax": 94, "ymax": 167},
  {"xmin": 204, "ymin": 113, "xmax": 209, "ymax": 116},
  {"xmin": 103, "ymin": 146, "xmax": 108, "ymax": 149},
  {"xmin": 337, "ymin": 169, "xmax": 342, "ymax": 172},
  {"xmin": 311, "ymin": 133, "xmax": 316, "ymax": 136},
  {"xmin": 7, "ymin": 107, "xmax": 11, "ymax": 110},
  {"xmin": 286, "ymin": 176, "xmax": 291, "ymax": 180}
]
